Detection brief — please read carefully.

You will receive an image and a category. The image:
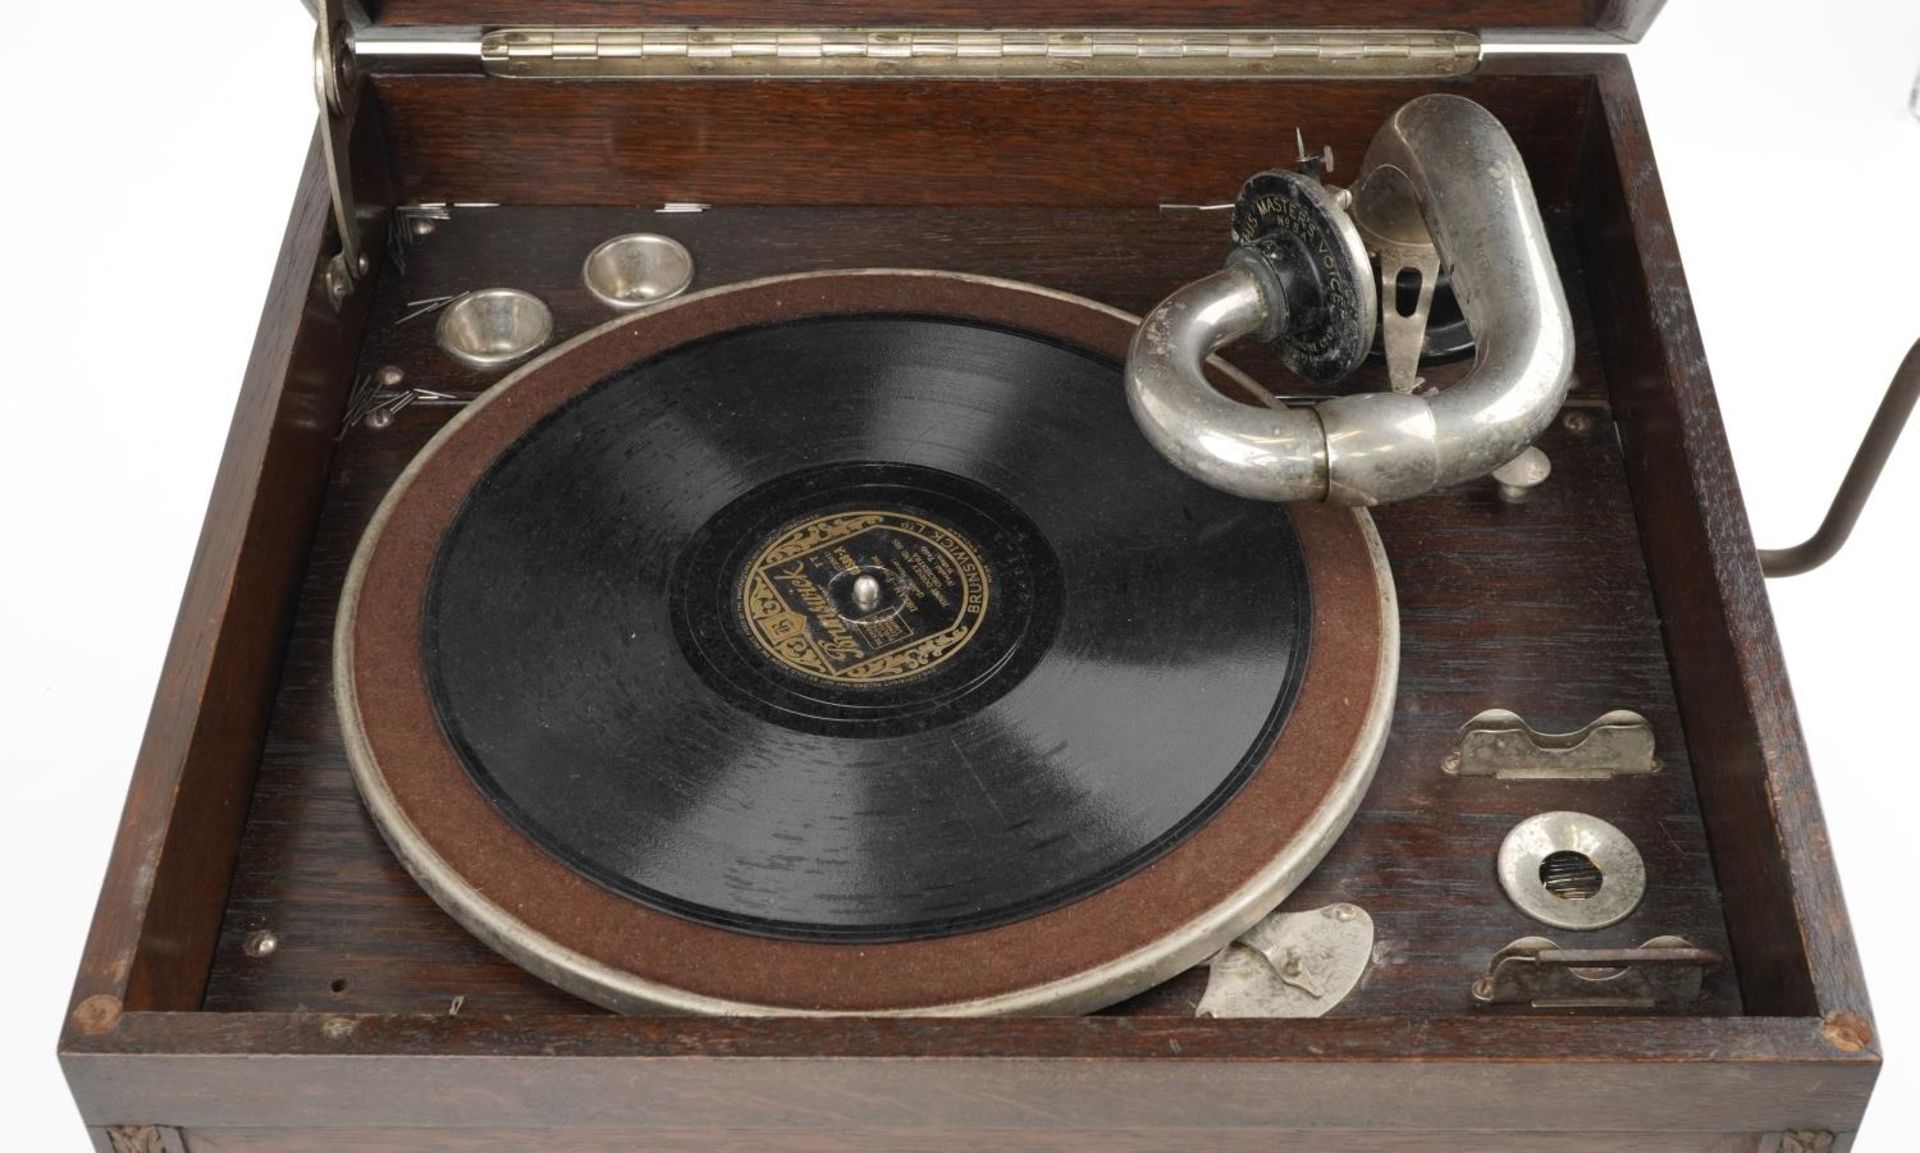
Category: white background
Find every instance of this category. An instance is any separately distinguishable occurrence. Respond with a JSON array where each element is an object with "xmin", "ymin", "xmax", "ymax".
[{"xmin": 3, "ymin": 1, "xmax": 1915, "ymax": 1146}]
